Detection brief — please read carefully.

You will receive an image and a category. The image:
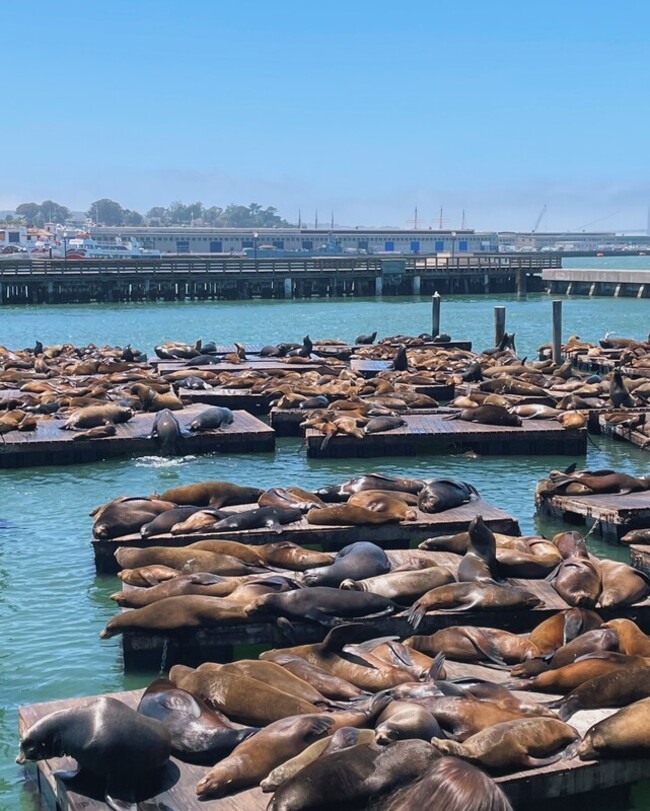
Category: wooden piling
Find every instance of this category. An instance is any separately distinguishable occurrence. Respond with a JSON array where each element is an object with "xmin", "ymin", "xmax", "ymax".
[
  {"xmin": 431, "ymin": 292, "xmax": 441, "ymax": 337},
  {"xmin": 494, "ymin": 306, "xmax": 506, "ymax": 345},
  {"xmin": 552, "ymin": 299, "xmax": 562, "ymax": 363}
]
